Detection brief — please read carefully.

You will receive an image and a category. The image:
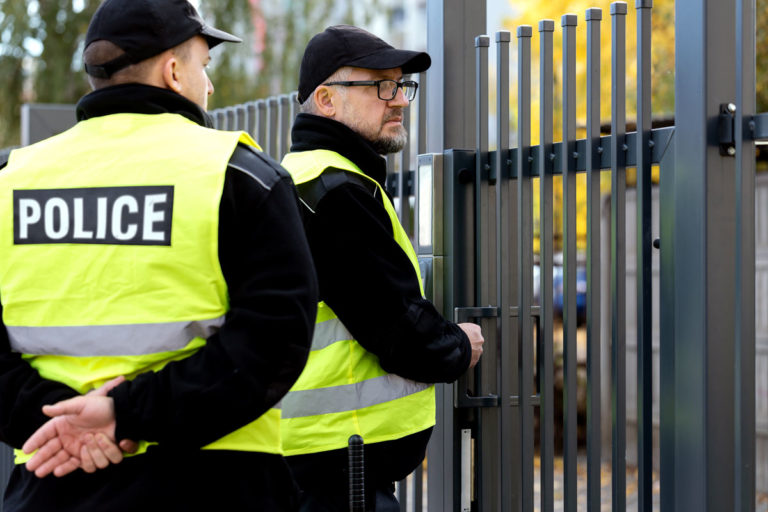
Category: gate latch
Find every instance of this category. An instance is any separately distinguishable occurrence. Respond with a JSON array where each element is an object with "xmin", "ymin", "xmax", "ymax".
[
  {"xmin": 718, "ymin": 103, "xmax": 737, "ymax": 157},
  {"xmin": 454, "ymin": 306, "xmax": 501, "ymax": 408}
]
